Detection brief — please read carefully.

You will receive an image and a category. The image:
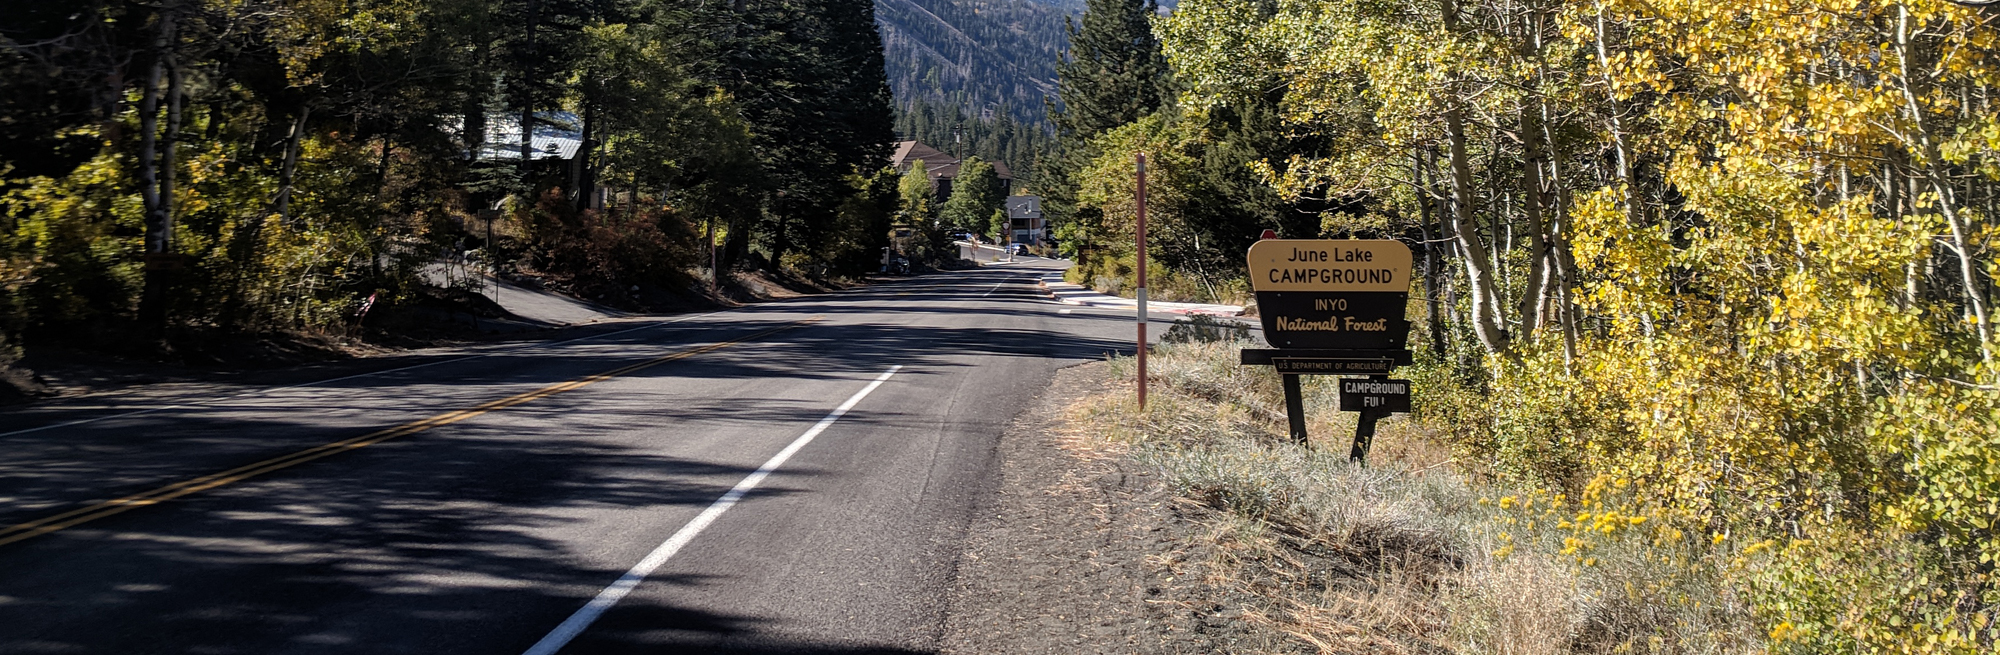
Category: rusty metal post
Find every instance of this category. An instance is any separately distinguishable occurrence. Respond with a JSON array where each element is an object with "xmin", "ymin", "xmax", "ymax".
[{"xmin": 1136, "ymin": 152, "xmax": 1148, "ymax": 410}]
